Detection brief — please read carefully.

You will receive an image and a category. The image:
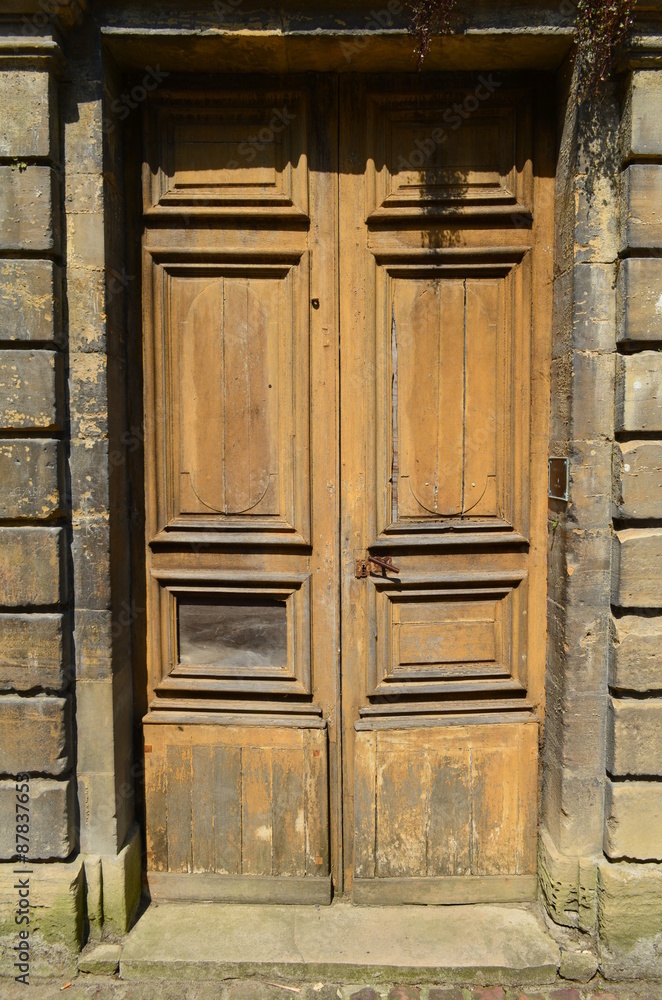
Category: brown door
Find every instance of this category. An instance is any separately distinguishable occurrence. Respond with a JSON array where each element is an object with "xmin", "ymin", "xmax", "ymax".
[{"xmin": 140, "ymin": 73, "xmax": 553, "ymax": 903}]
